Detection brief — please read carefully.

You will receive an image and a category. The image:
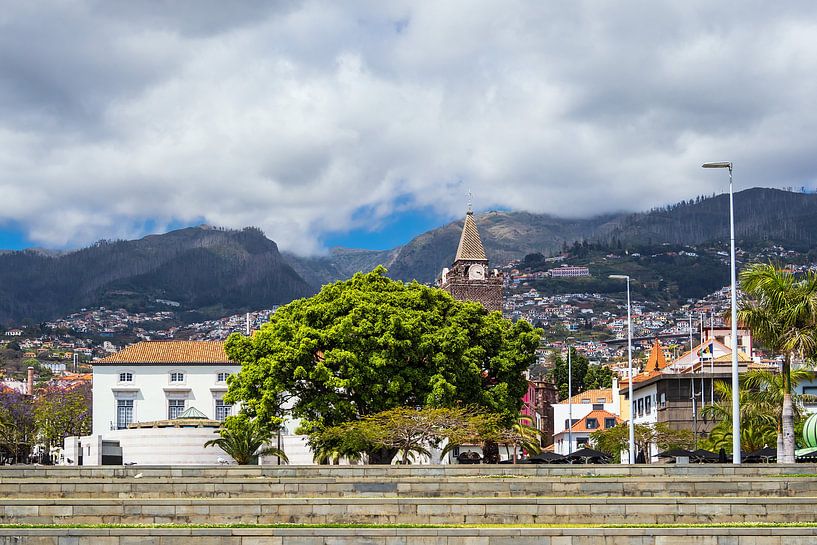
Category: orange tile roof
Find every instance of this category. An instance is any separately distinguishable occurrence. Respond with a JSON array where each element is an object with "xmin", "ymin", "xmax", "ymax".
[
  {"xmin": 559, "ymin": 388, "xmax": 613, "ymax": 405},
  {"xmin": 570, "ymin": 409, "xmax": 622, "ymax": 432},
  {"xmin": 646, "ymin": 339, "xmax": 669, "ymax": 371},
  {"xmin": 93, "ymin": 341, "xmax": 235, "ymax": 365}
]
